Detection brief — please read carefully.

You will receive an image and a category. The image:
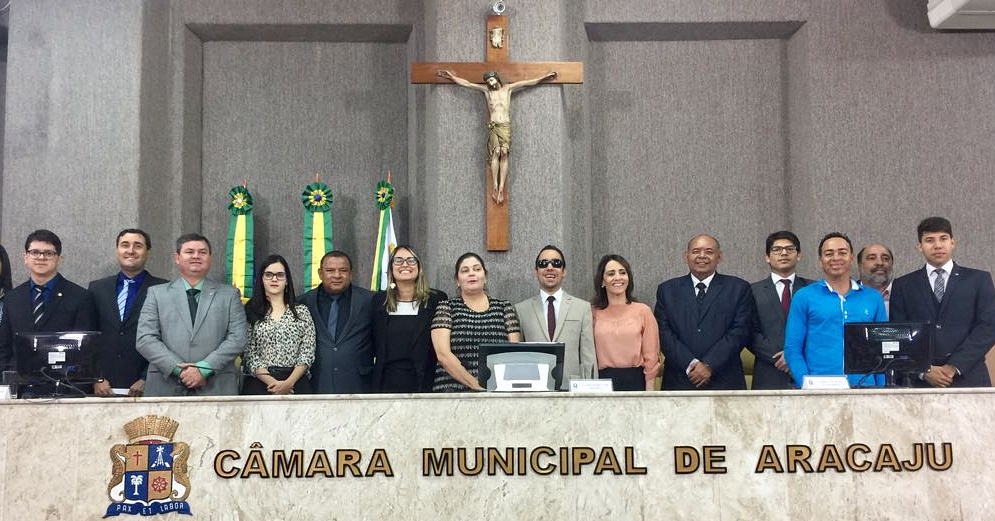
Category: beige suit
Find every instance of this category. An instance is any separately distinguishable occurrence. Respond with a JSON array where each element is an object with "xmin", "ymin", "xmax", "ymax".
[
  {"xmin": 136, "ymin": 278, "xmax": 248, "ymax": 396},
  {"xmin": 515, "ymin": 292, "xmax": 597, "ymax": 389}
]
